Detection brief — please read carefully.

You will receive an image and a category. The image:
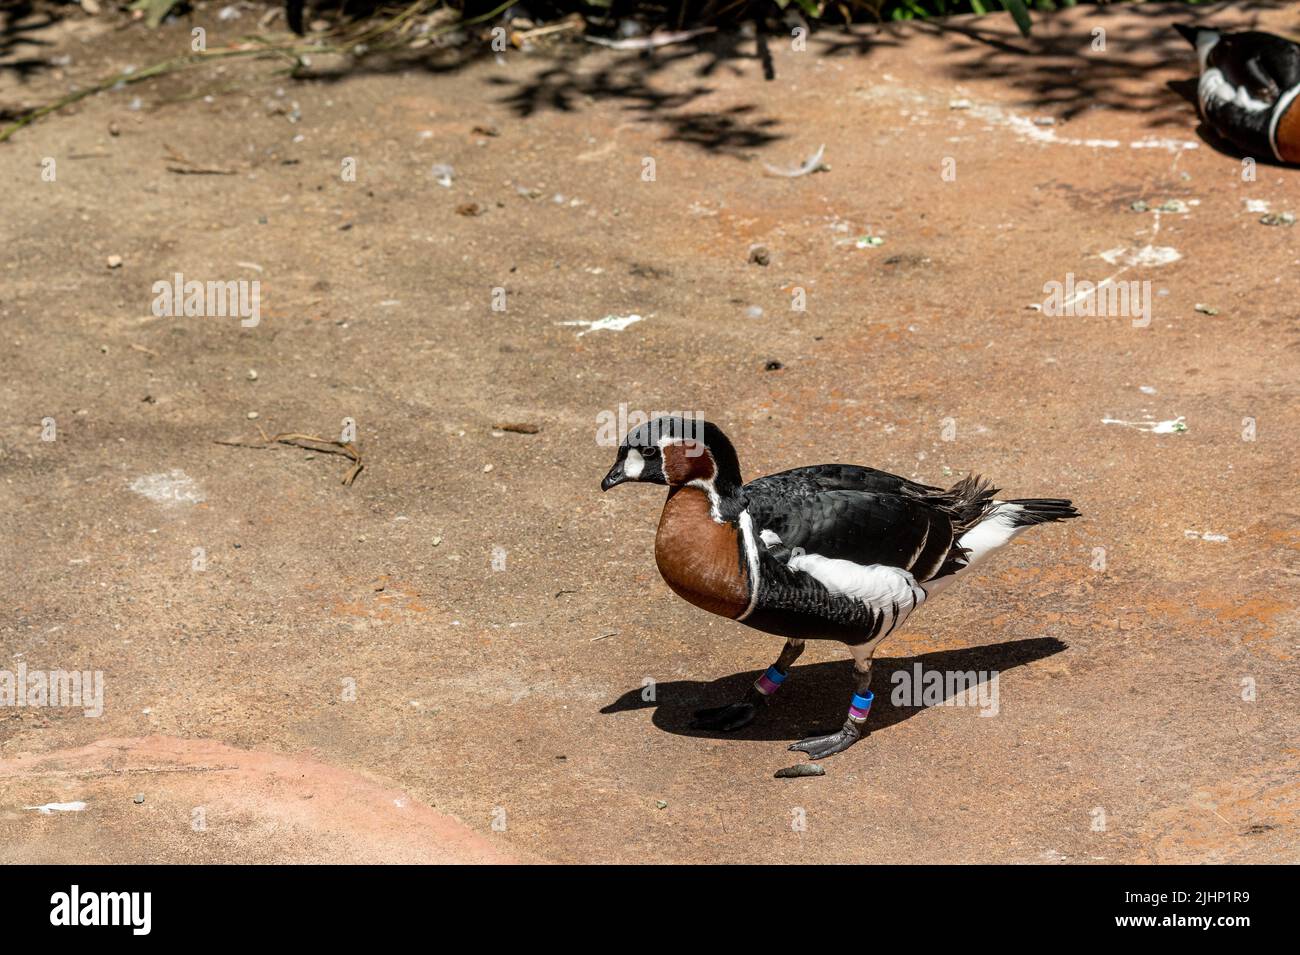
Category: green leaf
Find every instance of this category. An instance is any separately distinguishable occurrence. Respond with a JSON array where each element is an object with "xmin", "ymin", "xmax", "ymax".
[
  {"xmin": 792, "ymin": 0, "xmax": 822, "ymax": 17},
  {"xmin": 1002, "ymin": 0, "xmax": 1032, "ymax": 36}
]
